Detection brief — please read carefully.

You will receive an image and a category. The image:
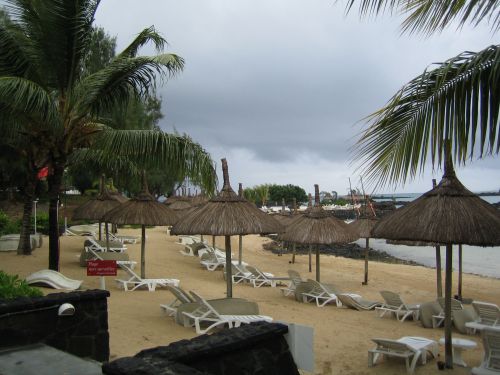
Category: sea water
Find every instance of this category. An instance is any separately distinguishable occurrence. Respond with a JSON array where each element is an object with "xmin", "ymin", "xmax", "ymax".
[{"xmin": 366, "ymin": 194, "xmax": 500, "ymax": 278}]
